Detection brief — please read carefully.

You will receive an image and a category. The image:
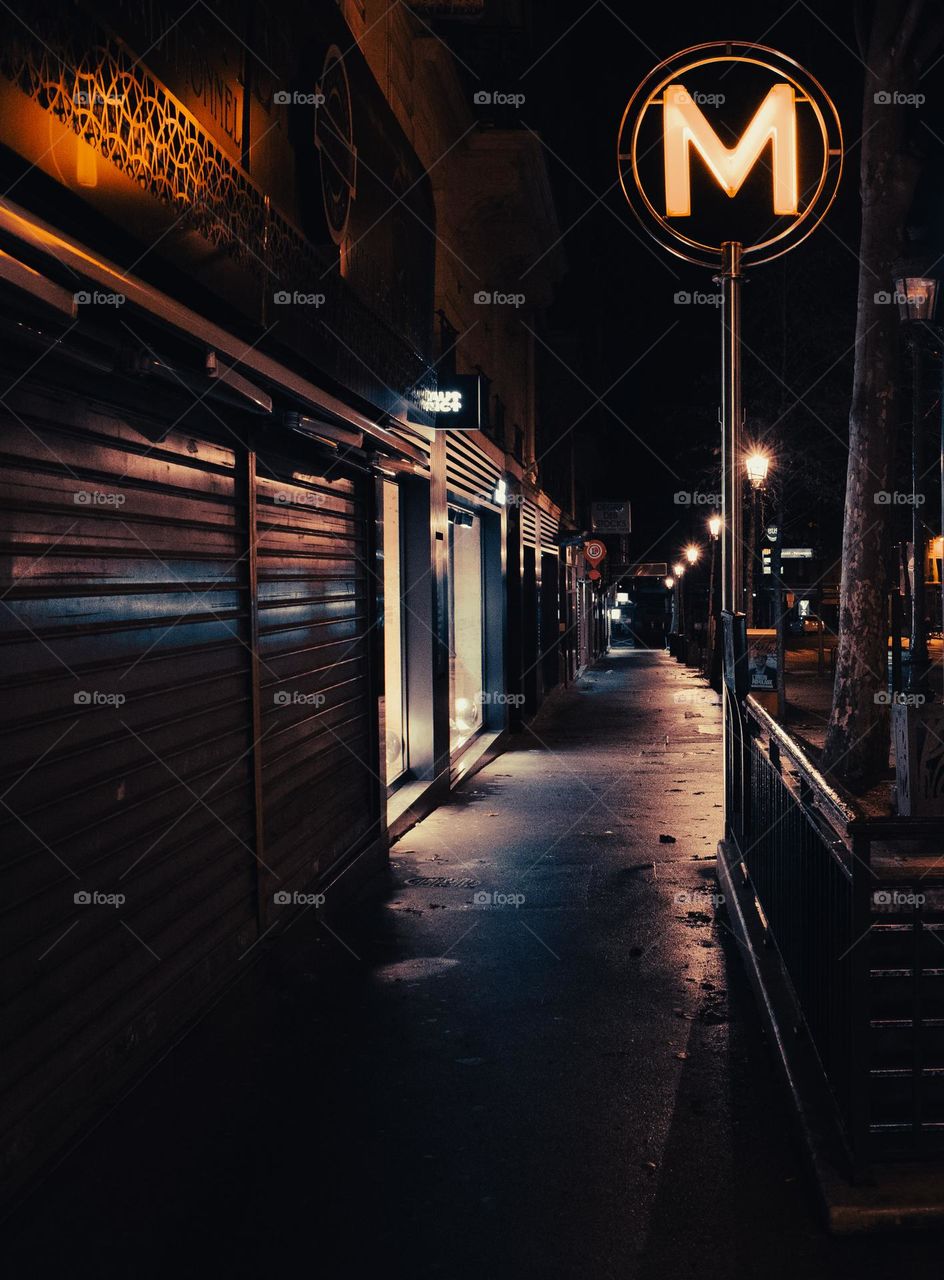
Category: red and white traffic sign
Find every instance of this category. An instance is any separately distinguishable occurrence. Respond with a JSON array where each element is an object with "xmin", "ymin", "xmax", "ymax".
[{"xmin": 584, "ymin": 540, "xmax": 607, "ymax": 566}]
